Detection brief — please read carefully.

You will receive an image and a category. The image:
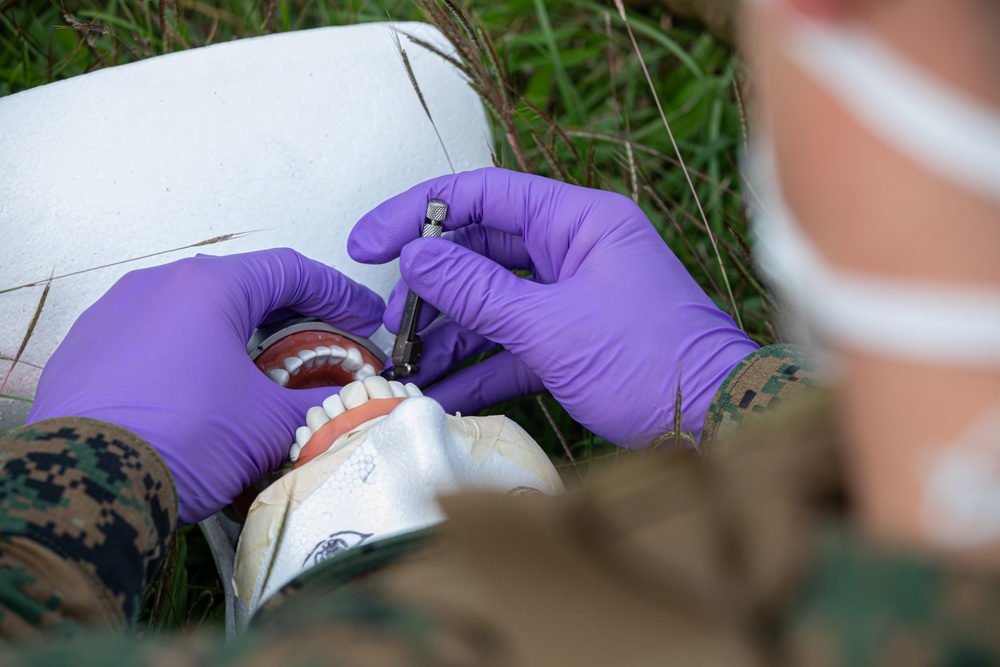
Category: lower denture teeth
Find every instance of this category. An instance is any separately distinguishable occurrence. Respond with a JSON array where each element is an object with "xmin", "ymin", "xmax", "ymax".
[
  {"xmin": 267, "ymin": 368, "xmax": 291, "ymax": 387},
  {"xmin": 388, "ymin": 380, "xmax": 408, "ymax": 398},
  {"xmin": 306, "ymin": 405, "xmax": 330, "ymax": 432},
  {"xmin": 295, "ymin": 425, "xmax": 312, "ymax": 448},
  {"xmin": 283, "ymin": 357, "xmax": 304, "ymax": 376},
  {"xmin": 363, "ymin": 376, "xmax": 393, "ymax": 399},
  {"xmin": 289, "ymin": 442, "xmax": 302, "ymax": 462},
  {"xmin": 341, "ymin": 347, "xmax": 363, "ymax": 372},
  {"xmin": 322, "ymin": 394, "xmax": 346, "ymax": 419},
  {"xmin": 339, "ymin": 380, "xmax": 369, "ymax": 410},
  {"xmin": 404, "ymin": 383, "xmax": 422, "ymax": 398},
  {"xmin": 297, "ymin": 349, "xmax": 317, "ymax": 369}
]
